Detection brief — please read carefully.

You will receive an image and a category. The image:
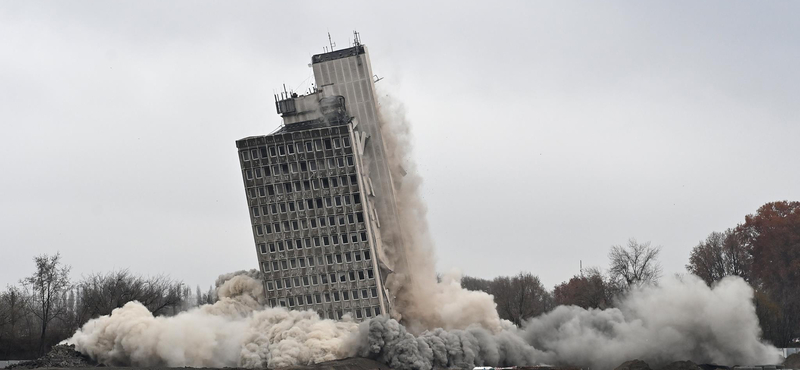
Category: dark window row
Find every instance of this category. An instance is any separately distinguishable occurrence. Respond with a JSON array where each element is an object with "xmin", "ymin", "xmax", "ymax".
[
  {"xmin": 264, "ymin": 269, "xmax": 375, "ymax": 290},
  {"xmin": 258, "ymin": 235, "xmax": 372, "ymax": 255},
  {"xmin": 269, "ymin": 287, "xmax": 378, "ymax": 307},
  {"xmin": 247, "ymin": 175, "xmax": 359, "ymax": 197},
  {"xmin": 259, "ymin": 250, "xmax": 371, "ymax": 269},
  {"xmin": 254, "ymin": 215, "xmax": 367, "ymax": 236},
  {"xmin": 253, "ymin": 196, "xmax": 362, "ymax": 218},
  {"xmin": 244, "ymin": 156, "xmax": 355, "ymax": 180},
  {"xmin": 266, "ymin": 299, "xmax": 381, "ymax": 320},
  {"xmin": 241, "ymin": 137, "xmax": 352, "ymax": 162}
]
